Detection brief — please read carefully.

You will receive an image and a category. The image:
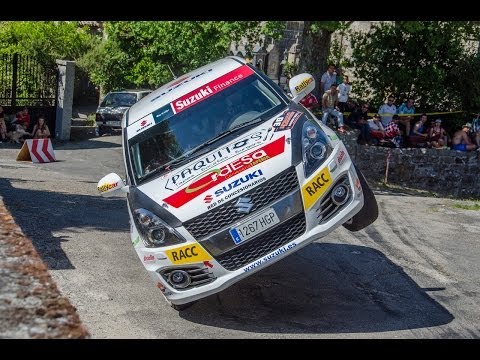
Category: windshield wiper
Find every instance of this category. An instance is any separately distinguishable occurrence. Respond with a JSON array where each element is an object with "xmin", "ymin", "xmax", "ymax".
[{"xmin": 138, "ymin": 116, "xmax": 264, "ymax": 183}]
